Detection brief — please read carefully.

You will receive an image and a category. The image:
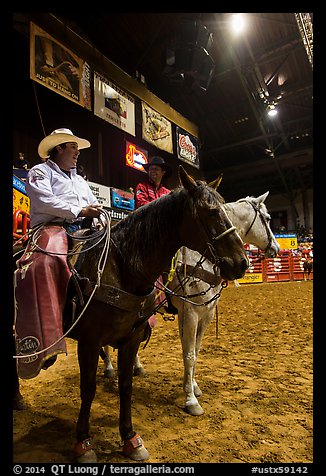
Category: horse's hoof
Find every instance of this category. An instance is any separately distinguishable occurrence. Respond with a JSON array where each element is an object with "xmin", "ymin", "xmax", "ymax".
[
  {"xmin": 104, "ymin": 368, "xmax": 116, "ymax": 379},
  {"xmin": 74, "ymin": 438, "xmax": 97, "ymax": 463},
  {"xmin": 76, "ymin": 449, "xmax": 97, "ymax": 463},
  {"xmin": 122, "ymin": 434, "xmax": 149, "ymax": 461},
  {"xmin": 133, "ymin": 366, "xmax": 146, "ymax": 377},
  {"xmin": 184, "ymin": 403, "xmax": 204, "ymax": 416}
]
